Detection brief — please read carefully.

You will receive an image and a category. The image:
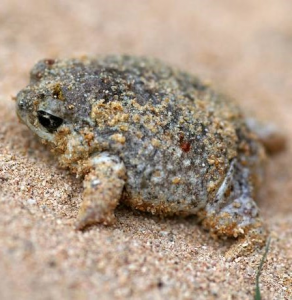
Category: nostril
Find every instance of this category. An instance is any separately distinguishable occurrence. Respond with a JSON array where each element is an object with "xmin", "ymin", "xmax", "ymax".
[
  {"xmin": 17, "ymin": 100, "xmax": 25, "ymax": 110},
  {"xmin": 38, "ymin": 93, "xmax": 45, "ymax": 99}
]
